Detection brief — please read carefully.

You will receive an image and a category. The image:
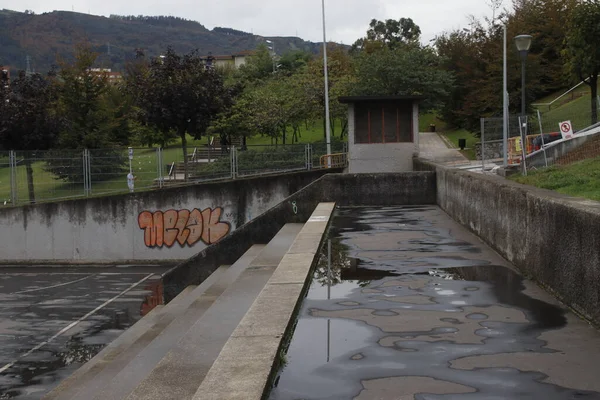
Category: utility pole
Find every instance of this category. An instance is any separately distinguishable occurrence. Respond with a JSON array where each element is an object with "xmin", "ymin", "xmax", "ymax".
[
  {"xmin": 25, "ymin": 55, "xmax": 32, "ymax": 76},
  {"xmin": 322, "ymin": 0, "xmax": 332, "ymax": 165}
]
